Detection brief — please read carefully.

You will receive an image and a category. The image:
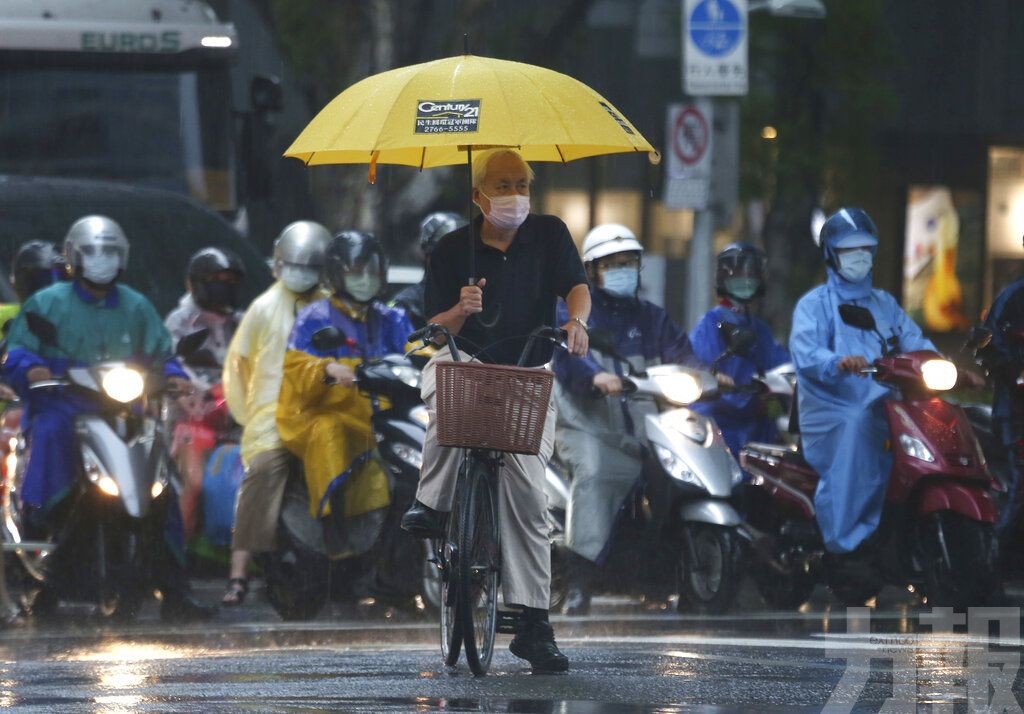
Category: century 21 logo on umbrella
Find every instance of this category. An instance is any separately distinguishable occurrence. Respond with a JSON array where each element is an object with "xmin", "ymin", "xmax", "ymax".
[{"xmin": 415, "ymin": 100, "xmax": 481, "ymax": 134}]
